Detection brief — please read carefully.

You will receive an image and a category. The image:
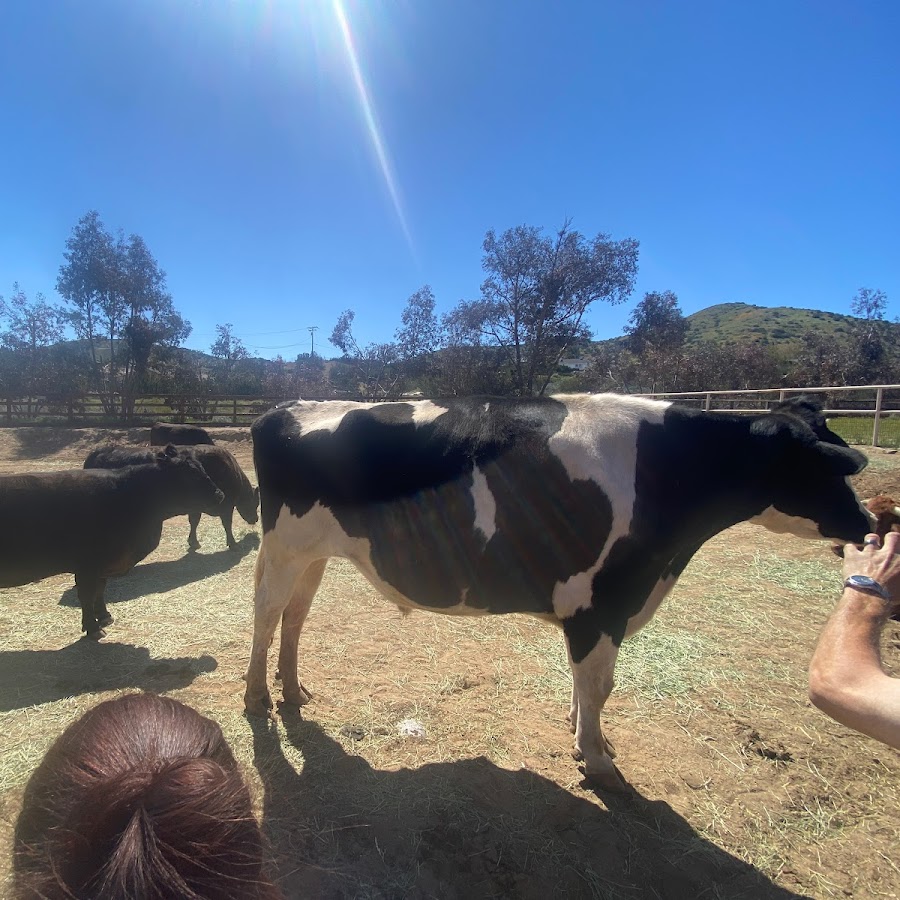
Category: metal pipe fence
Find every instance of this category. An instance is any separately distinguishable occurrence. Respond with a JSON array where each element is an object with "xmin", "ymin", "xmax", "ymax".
[{"xmin": 634, "ymin": 384, "xmax": 900, "ymax": 448}]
